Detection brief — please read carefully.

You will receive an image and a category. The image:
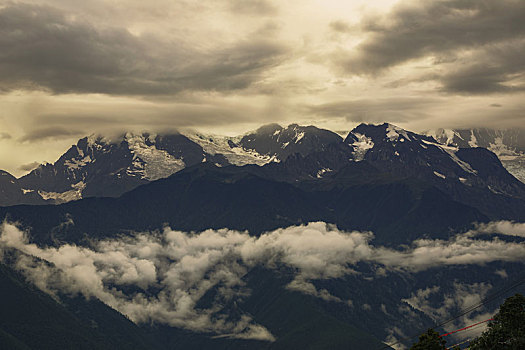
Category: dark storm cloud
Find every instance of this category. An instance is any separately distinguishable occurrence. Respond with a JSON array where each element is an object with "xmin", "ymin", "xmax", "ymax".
[
  {"xmin": 329, "ymin": 20, "xmax": 353, "ymax": 33},
  {"xmin": 0, "ymin": 3, "xmax": 289, "ymax": 96},
  {"xmin": 17, "ymin": 100, "xmax": 261, "ymax": 143},
  {"xmin": 306, "ymin": 97, "xmax": 439, "ymax": 123},
  {"xmin": 0, "ymin": 132, "xmax": 11, "ymax": 140},
  {"xmin": 335, "ymin": 0, "xmax": 525, "ymax": 94},
  {"xmin": 228, "ymin": 0, "xmax": 277, "ymax": 16},
  {"xmin": 173, "ymin": 39, "xmax": 288, "ymax": 92},
  {"xmin": 439, "ymin": 39, "xmax": 525, "ymax": 94},
  {"xmin": 18, "ymin": 162, "xmax": 40, "ymax": 172},
  {"xmin": 18, "ymin": 127, "xmax": 84, "ymax": 143}
]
